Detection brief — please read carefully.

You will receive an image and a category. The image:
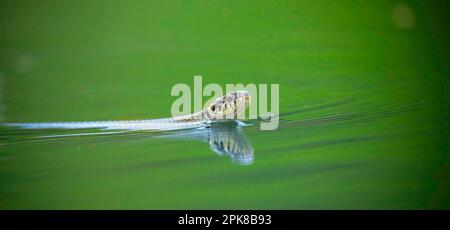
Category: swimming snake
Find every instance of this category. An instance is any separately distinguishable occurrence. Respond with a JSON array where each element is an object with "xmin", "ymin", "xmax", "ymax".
[{"xmin": 3, "ymin": 91, "xmax": 251, "ymax": 131}]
